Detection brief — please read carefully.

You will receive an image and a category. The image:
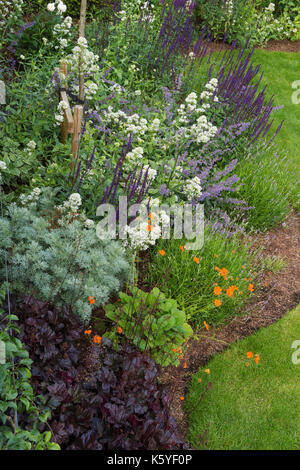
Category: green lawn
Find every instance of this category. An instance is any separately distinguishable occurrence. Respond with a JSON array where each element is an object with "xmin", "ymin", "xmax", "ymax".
[
  {"xmin": 186, "ymin": 304, "xmax": 300, "ymax": 450},
  {"xmin": 252, "ymin": 49, "xmax": 300, "ymax": 208}
]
